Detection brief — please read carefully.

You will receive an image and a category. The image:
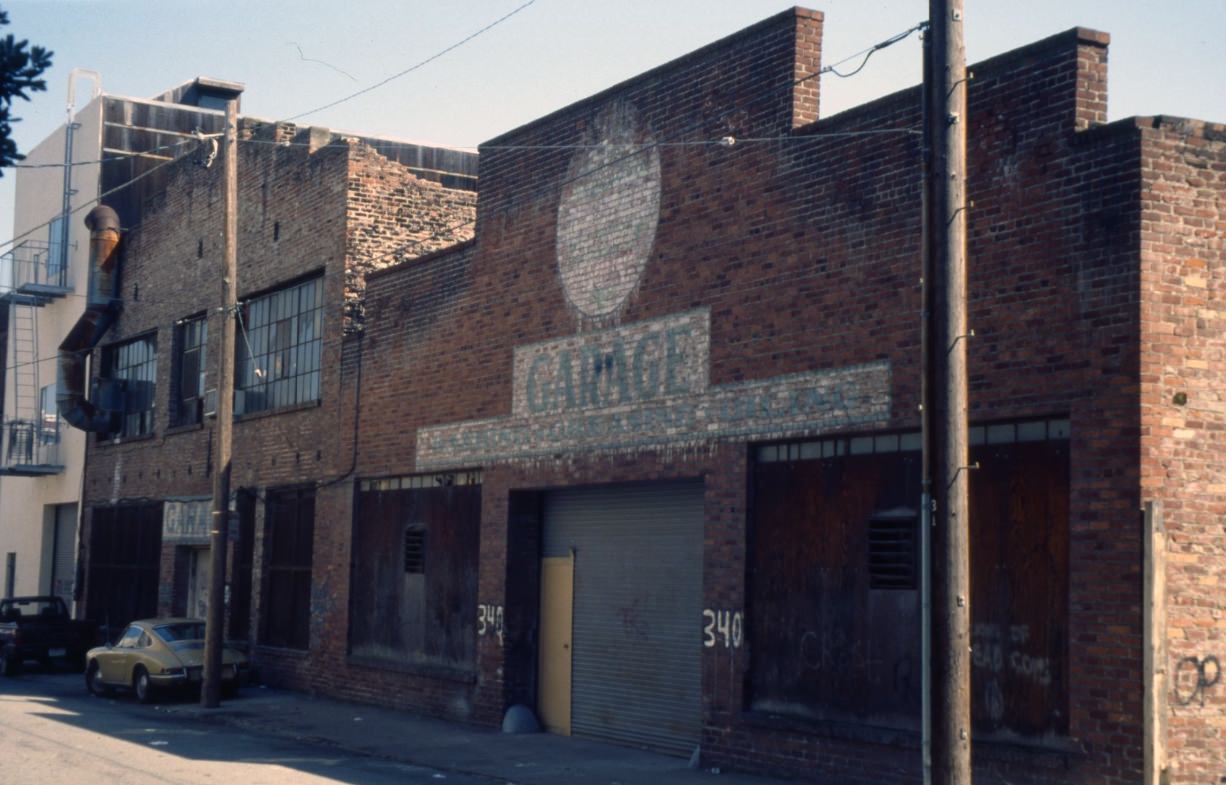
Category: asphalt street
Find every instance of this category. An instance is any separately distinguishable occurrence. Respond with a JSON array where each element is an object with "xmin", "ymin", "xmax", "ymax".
[{"xmin": 0, "ymin": 667, "xmax": 496, "ymax": 785}]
